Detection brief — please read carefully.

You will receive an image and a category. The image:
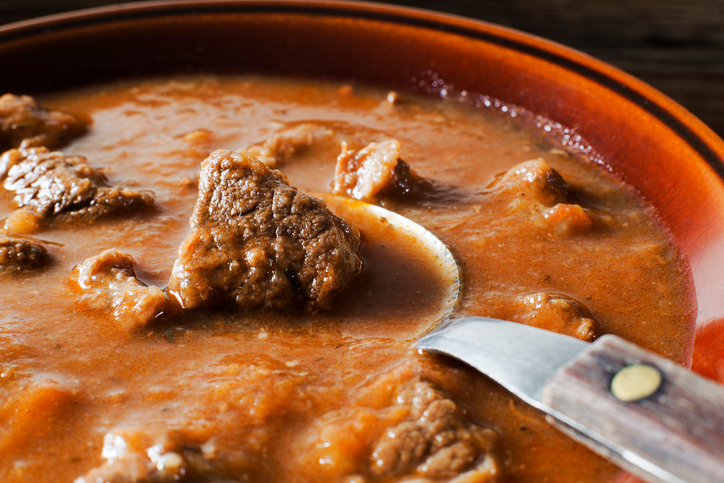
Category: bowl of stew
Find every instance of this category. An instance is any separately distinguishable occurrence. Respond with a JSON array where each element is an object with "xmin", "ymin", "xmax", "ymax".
[{"xmin": 0, "ymin": 1, "xmax": 722, "ymax": 482}]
